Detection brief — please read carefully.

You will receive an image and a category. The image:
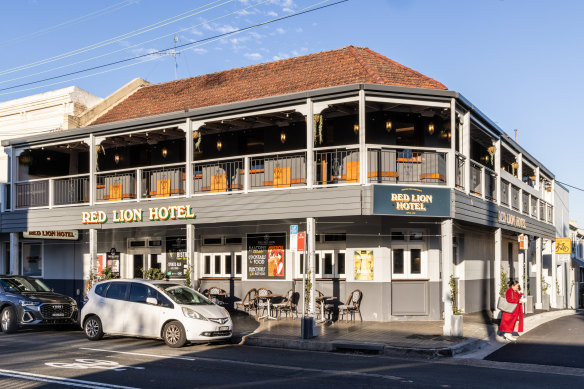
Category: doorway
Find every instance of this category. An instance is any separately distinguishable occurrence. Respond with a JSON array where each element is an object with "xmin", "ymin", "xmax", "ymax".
[{"xmin": 133, "ymin": 254, "xmax": 144, "ymax": 279}]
